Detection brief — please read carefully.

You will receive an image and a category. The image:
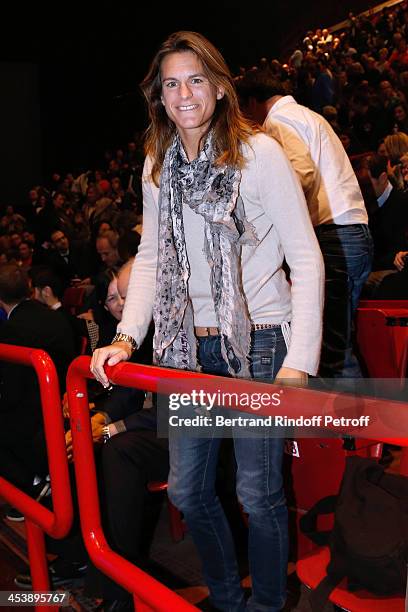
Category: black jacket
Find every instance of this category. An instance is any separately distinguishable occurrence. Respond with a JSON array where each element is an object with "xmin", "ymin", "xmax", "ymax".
[
  {"xmin": 47, "ymin": 242, "xmax": 97, "ymax": 287},
  {"xmin": 0, "ymin": 300, "xmax": 75, "ymax": 436},
  {"xmin": 369, "ymin": 188, "xmax": 408, "ymax": 271}
]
